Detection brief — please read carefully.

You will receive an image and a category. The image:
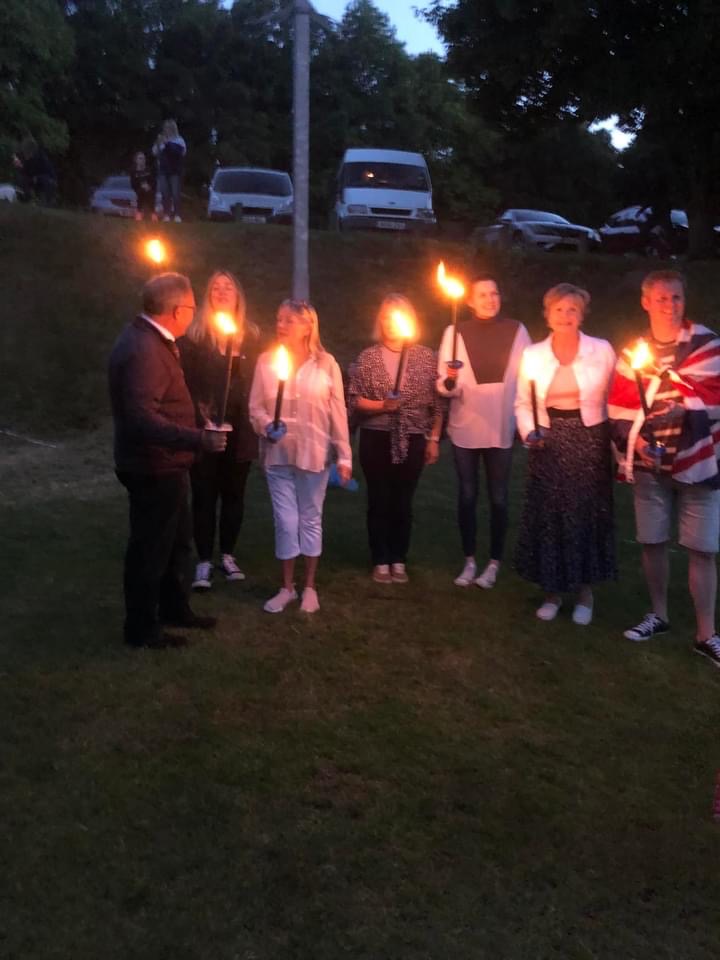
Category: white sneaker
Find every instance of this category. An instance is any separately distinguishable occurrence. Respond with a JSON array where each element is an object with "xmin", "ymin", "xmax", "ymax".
[
  {"xmin": 192, "ymin": 561, "xmax": 212, "ymax": 590},
  {"xmin": 572, "ymin": 602, "xmax": 593, "ymax": 626},
  {"xmin": 391, "ymin": 563, "xmax": 409, "ymax": 583},
  {"xmin": 220, "ymin": 554, "xmax": 245, "ymax": 581},
  {"xmin": 162, "ymin": 215, "xmax": 170, "ymax": 222},
  {"xmin": 475, "ymin": 560, "xmax": 499, "ymax": 590},
  {"xmin": 173, "ymin": 215, "xmax": 182, "ymax": 223},
  {"xmin": 300, "ymin": 586, "xmax": 320, "ymax": 613},
  {"xmin": 263, "ymin": 586, "xmax": 298, "ymax": 613},
  {"xmin": 536, "ymin": 599, "xmax": 562, "ymax": 621},
  {"xmin": 454, "ymin": 558, "xmax": 476, "ymax": 586}
]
